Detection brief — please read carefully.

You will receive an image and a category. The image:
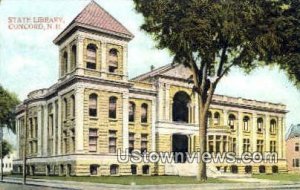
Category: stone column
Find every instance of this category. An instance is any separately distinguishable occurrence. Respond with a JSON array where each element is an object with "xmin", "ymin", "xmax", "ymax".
[
  {"xmin": 277, "ymin": 117, "xmax": 282, "ymax": 159},
  {"xmin": 282, "ymin": 117, "xmax": 286, "ymax": 159},
  {"xmin": 238, "ymin": 111, "xmax": 244, "ymax": 157},
  {"xmin": 252, "ymin": 112, "xmax": 257, "ymax": 152},
  {"xmin": 122, "ymin": 45, "xmax": 128, "ymax": 81},
  {"xmin": 265, "ymin": 114, "xmax": 270, "ymax": 152},
  {"xmin": 122, "ymin": 93, "xmax": 129, "ymax": 152},
  {"xmin": 43, "ymin": 103, "xmax": 48, "ymax": 156},
  {"xmin": 223, "ymin": 109, "xmax": 228, "ymax": 126},
  {"xmin": 101, "ymin": 42, "xmax": 107, "ymax": 78},
  {"xmin": 76, "ymin": 36, "xmax": 84, "ymax": 75},
  {"xmin": 37, "ymin": 106, "xmax": 43, "ymax": 156},
  {"xmin": 157, "ymin": 82, "xmax": 164, "ymax": 121},
  {"xmin": 165, "ymin": 84, "xmax": 170, "ymax": 121},
  {"xmin": 52, "ymin": 101, "xmax": 57, "ymax": 156},
  {"xmin": 16, "ymin": 119, "xmax": 19, "ymax": 159},
  {"xmin": 57, "ymin": 96, "xmax": 62, "ymax": 155},
  {"xmin": 75, "ymin": 87, "xmax": 84, "ymax": 153}
]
